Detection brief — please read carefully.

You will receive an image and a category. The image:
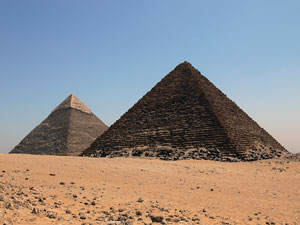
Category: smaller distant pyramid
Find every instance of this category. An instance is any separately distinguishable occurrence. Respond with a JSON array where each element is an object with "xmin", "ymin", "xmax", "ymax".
[{"xmin": 10, "ymin": 94, "xmax": 108, "ymax": 156}]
